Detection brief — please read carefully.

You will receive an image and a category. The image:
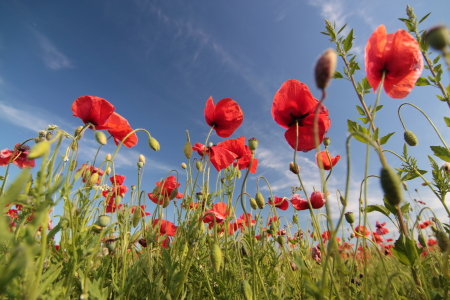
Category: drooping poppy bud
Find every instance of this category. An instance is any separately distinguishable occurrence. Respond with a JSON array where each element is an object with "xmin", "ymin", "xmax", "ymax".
[
  {"xmin": 345, "ymin": 212, "xmax": 355, "ymax": 224},
  {"xmin": 139, "ymin": 154, "xmax": 146, "ymax": 164},
  {"xmin": 69, "ymin": 160, "xmax": 78, "ymax": 171},
  {"xmin": 45, "ymin": 131, "xmax": 53, "ymax": 141},
  {"xmin": 380, "ymin": 166, "xmax": 403, "ymax": 206},
  {"xmin": 105, "ymin": 167, "xmax": 111, "ymax": 175},
  {"xmin": 95, "ymin": 131, "xmax": 108, "ymax": 145},
  {"xmin": 196, "ymin": 161, "xmax": 202, "ymax": 171},
  {"xmin": 425, "ymin": 26, "xmax": 449, "ymax": 51},
  {"xmin": 181, "ymin": 163, "xmax": 187, "ymax": 169},
  {"xmin": 340, "ymin": 195, "xmax": 347, "ymax": 206},
  {"xmin": 241, "ymin": 280, "xmax": 252, "ymax": 300},
  {"xmin": 289, "ymin": 162, "xmax": 300, "ymax": 174},
  {"xmin": 293, "ymin": 215, "xmax": 298, "ymax": 224},
  {"xmin": 418, "ymin": 232, "xmax": 427, "ymax": 248},
  {"xmin": 404, "ymin": 130, "xmax": 418, "ymax": 146},
  {"xmin": 436, "ymin": 230, "xmax": 449, "ymax": 252},
  {"xmin": 210, "ymin": 243, "xmax": 222, "ymax": 273},
  {"xmin": 97, "ymin": 215, "xmax": 110, "ymax": 227},
  {"xmin": 183, "ymin": 141, "xmax": 192, "ymax": 159},
  {"xmin": 255, "ymin": 192, "xmax": 265, "ymax": 209},
  {"xmin": 74, "ymin": 126, "xmax": 84, "ymax": 139},
  {"xmin": 148, "ymin": 137, "xmax": 160, "ymax": 151},
  {"xmin": 105, "ymin": 153, "xmax": 112, "ymax": 160},
  {"xmin": 248, "ymin": 138, "xmax": 258, "ymax": 151},
  {"xmin": 315, "ymin": 48, "xmax": 337, "ymax": 90},
  {"xmin": 137, "ymin": 162, "xmax": 144, "ymax": 168}
]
